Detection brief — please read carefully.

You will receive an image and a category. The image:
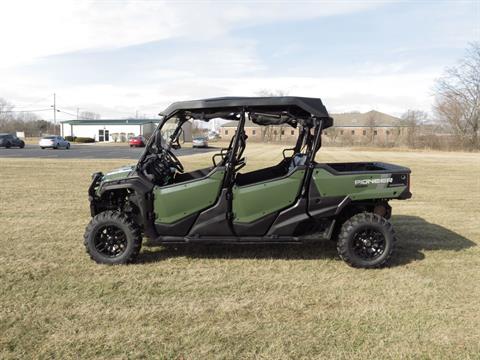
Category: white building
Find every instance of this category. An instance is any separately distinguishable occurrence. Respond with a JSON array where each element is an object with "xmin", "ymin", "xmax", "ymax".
[{"xmin": 61, "ymin": 119, "xmax": 193, "ymax": 143}]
